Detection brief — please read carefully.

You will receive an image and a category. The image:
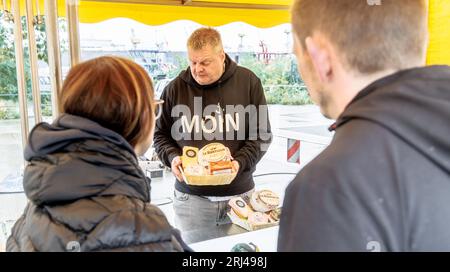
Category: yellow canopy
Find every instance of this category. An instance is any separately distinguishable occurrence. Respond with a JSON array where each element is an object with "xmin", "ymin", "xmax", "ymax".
[
  {"xmin": 11, "ymin": 0, "xmax": 290, "ymax": 28},
  {"xmin": 78, "ymin": 0, "xmax": 290, "ymax": 28},
  {"xmin": 8, "ymin": 0, "xmax": 450, "ymax": 65},
  {"xmin": 427, "ymin": 0, "xmax": 450, "ymax": 65}
]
